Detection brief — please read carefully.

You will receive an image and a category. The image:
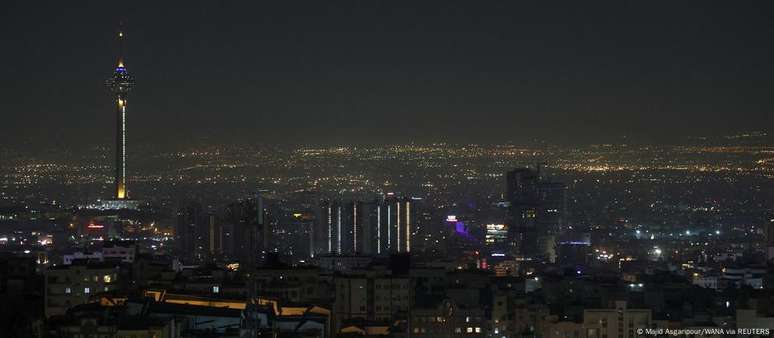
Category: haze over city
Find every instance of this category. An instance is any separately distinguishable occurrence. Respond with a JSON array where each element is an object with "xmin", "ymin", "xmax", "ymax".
[{"xmin": 1, "ymin": 1, "xmax": 772, "ymax": 147}]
